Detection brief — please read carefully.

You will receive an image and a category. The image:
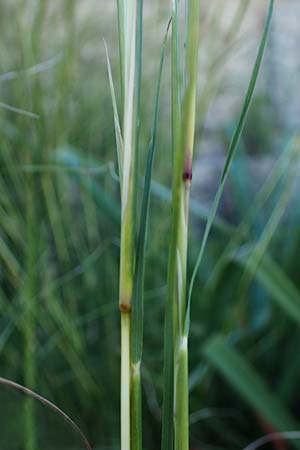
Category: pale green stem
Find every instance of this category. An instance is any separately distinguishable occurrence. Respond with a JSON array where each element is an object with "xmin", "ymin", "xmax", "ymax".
[
  {"xmin": 174, "ymin": 336, "xmax": 189, "ymax": 450},
  {"xmin": 172, "ymin": 2, "xmax": 200, "ymax": 450},
  {"xmin": 119, "ymin": 0, "xmax": 137, "ymax": 311},
  {"xmin": 118, "ymin": 3, "xmax": 139, "ymax": 450},
  {"xmin": 117, "ymin": 0, "xmax": 125, "ymax": 108},
  {"xmin": 131, "ymin": 362, "xmax": 142, "ymax": 450},
  {"xmin": 121, "ymin": 314, "xmax": 131, "ymax": 450},
  {"xmin": 161, "ymin": 4, "xmax": 181, "ymax": 450}
]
